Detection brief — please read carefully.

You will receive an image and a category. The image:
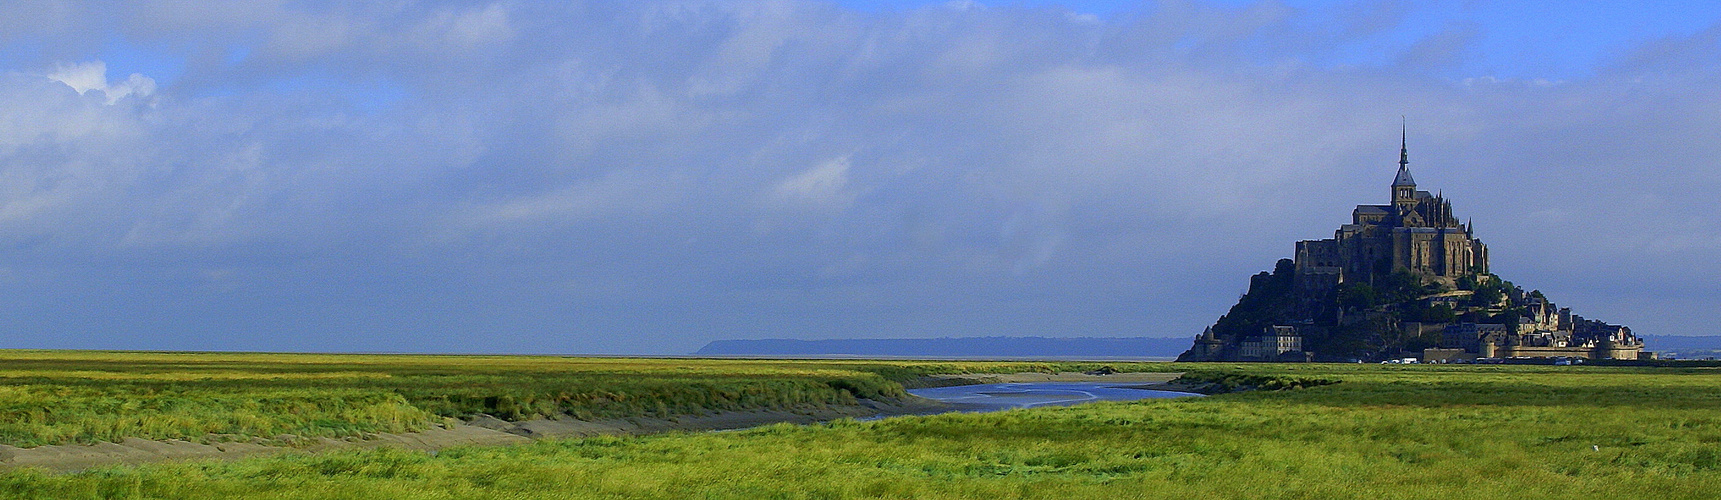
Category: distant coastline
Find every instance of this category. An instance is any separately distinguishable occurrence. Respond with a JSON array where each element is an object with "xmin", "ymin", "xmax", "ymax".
[
  {"xmin": 1639, "ymin": 335, "xmax": 1721, "ymax": 359},
  {"xmin": 694, "ymin": 336, "xmax": 1191, "ymax": 359},
  {"xmin": 695, "ymin": 335, "xmax": 1721, "ymax": 361}
]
